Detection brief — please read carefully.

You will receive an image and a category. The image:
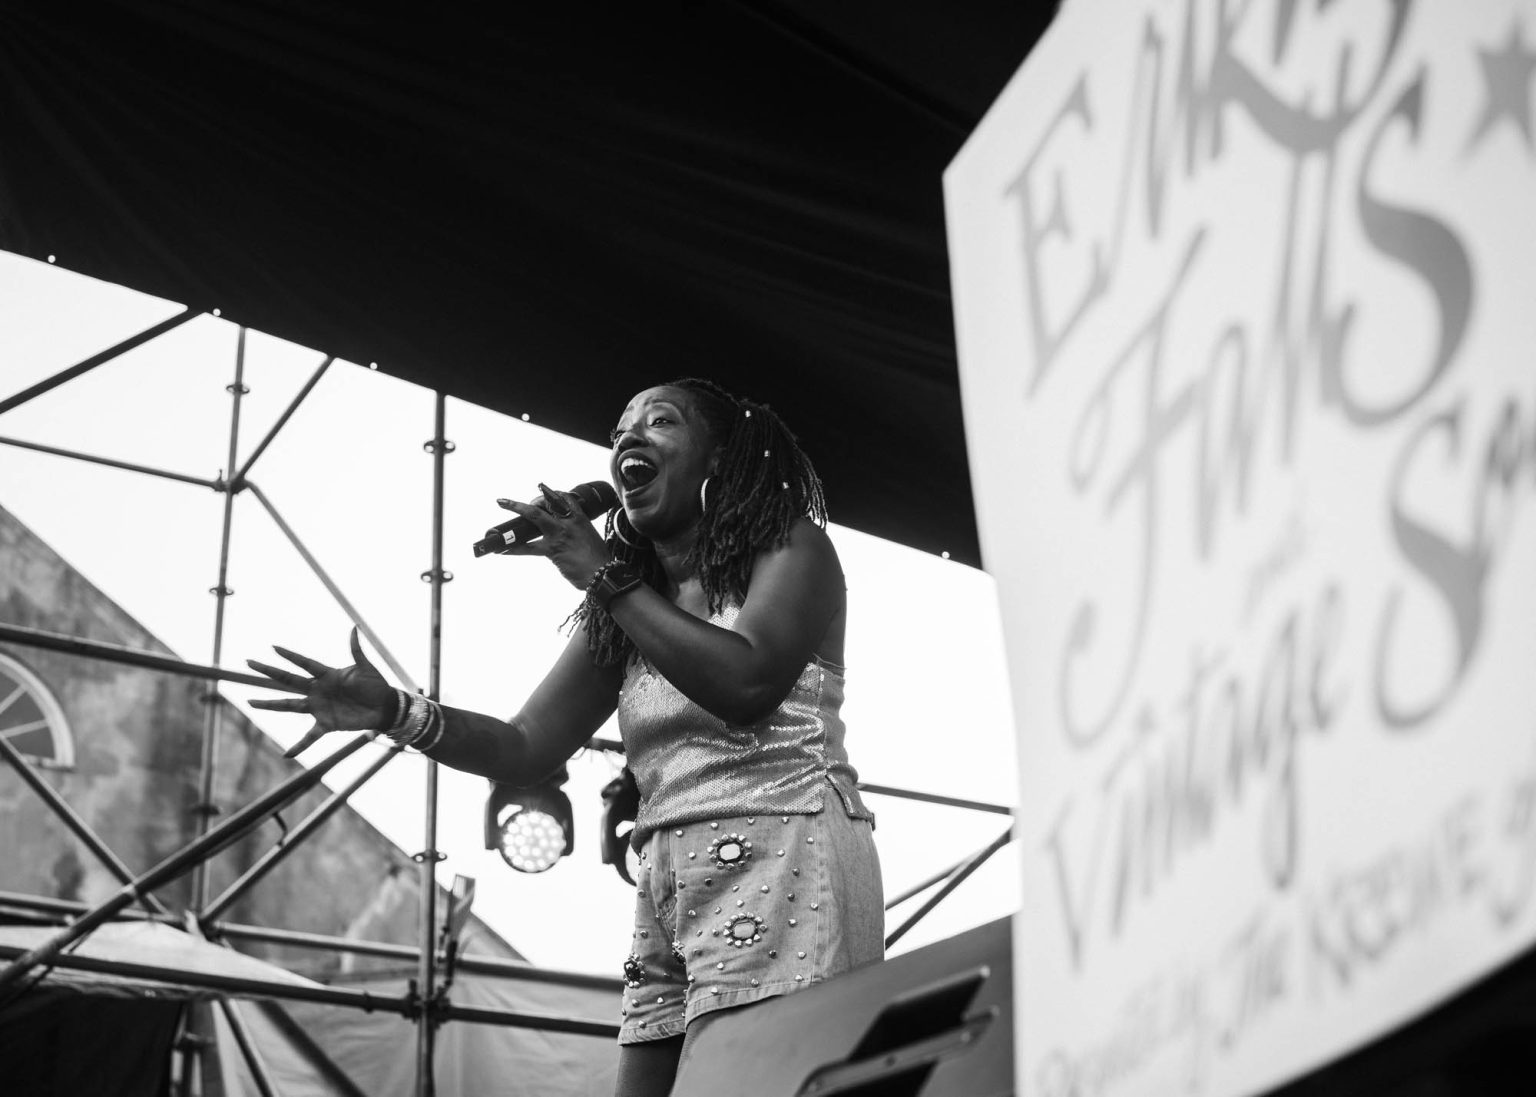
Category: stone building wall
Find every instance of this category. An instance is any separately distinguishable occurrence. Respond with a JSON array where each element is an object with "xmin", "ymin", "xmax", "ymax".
[{"xmin": 0, "ymin": 502, "xmax": 519, "ymax": 975}]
